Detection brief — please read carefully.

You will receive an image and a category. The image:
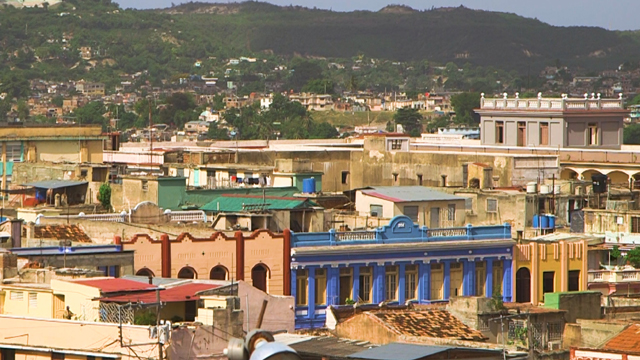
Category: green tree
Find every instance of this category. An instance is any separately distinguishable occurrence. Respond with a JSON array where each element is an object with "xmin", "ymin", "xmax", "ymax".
[
  {"xmin": 97, "ymin": 182, "xmax": 111, "ymax": 210},
  {"xmin": 426, "ymin": 116, "xmax": 450, "ymax": 133},
  {"xmin": 628, "ymin": 247, "xmax": 640, "ymax": 268},
  {"xmin": 52, "ymin": 96, "xmax": 64, "ymax": 108},
  {"xmin": 302, "ymin": 79, "xmax": 334, "ymax": 94},
  {"xmin": 450, "ymin": 92, "xmax": 481, "ymax": 125},
  {"xmin": 393, "ymin": 107, "xmax": 423, "ymax": 134},
  {"xmin": 207, "ymin": 123, "xmax": 229, "ymax": 140},
  {"xmin": 16, "ymin": 100, "xmax": 29, "ymax": 121},
  {"xmin": 624, "ymin": 124, "xmax": 640, "ymax": 144},
  {"xmin": 611, "ymin": 245, "xmax": 622, "ymax": 262}
]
